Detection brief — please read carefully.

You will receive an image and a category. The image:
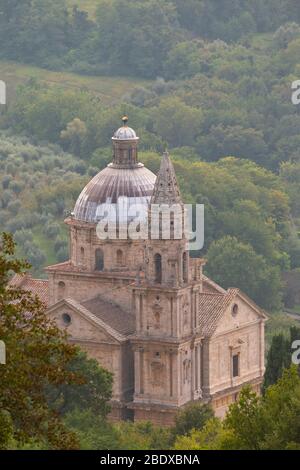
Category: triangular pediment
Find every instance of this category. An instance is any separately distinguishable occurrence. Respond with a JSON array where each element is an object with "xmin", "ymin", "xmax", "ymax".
[
  {"xmin": 213, "ymin": 291, "xmax": 267, "ymax": 337},
  {"xmin": 47, "ymin": 298, "xmax": 126, "ymax": 344}
]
